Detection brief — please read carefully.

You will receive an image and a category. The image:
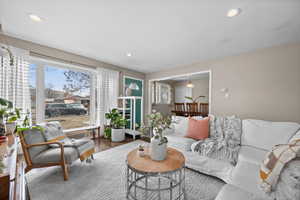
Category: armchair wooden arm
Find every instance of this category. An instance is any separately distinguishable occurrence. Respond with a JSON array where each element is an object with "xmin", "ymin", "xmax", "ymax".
[
  {"xmin": 20, "ymin": 137, "xmax": 69, "ymax": 181},
  {"xmin": 27, "ymin": 141, "xmax": 64, "ymax": 148}
]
